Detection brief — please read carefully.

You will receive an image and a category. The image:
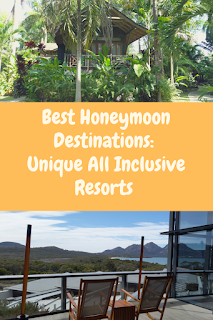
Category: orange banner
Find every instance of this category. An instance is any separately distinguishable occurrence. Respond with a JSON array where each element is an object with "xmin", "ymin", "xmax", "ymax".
[{"xmin": 0, "ymin": 102, "xmax": 212, "ymax": 211}]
